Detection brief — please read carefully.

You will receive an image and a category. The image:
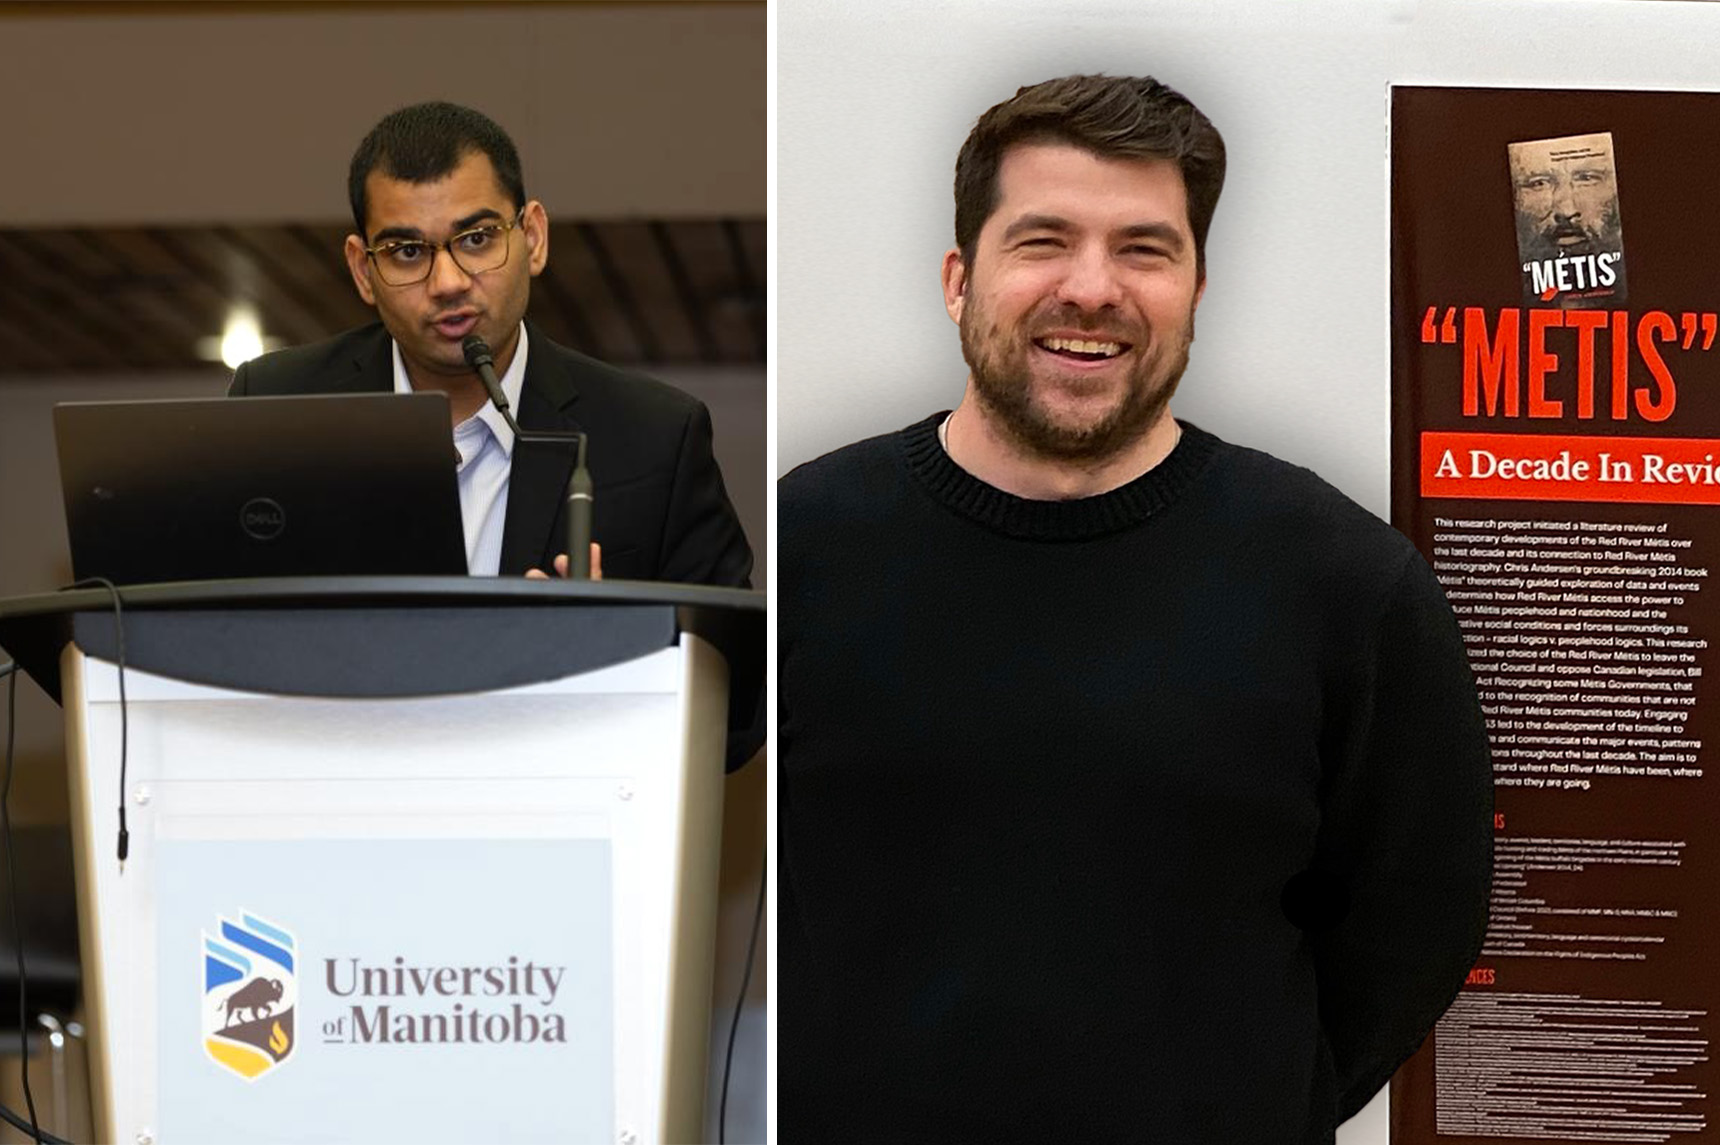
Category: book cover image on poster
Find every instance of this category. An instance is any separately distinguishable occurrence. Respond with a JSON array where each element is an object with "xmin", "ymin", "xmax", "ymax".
[
  {"xmin": 1508, "ymin": 131, "xmax": 1627, "ymax": 308},
  {"xmin": 1392, "ymin": 86, "xmax": 1720, "ymax": 1145}
]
